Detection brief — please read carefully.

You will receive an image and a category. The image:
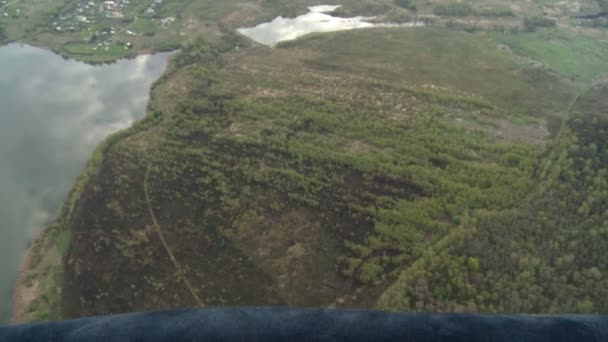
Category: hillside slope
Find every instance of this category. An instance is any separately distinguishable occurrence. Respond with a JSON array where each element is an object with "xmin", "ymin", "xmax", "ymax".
[
  {"xmin": 16, "ymin": 26, "xmax": 591, "ymax": 320},
  {"xmin": 10, "ymin": 0, "xmax": 608, "ymax": 322}
]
